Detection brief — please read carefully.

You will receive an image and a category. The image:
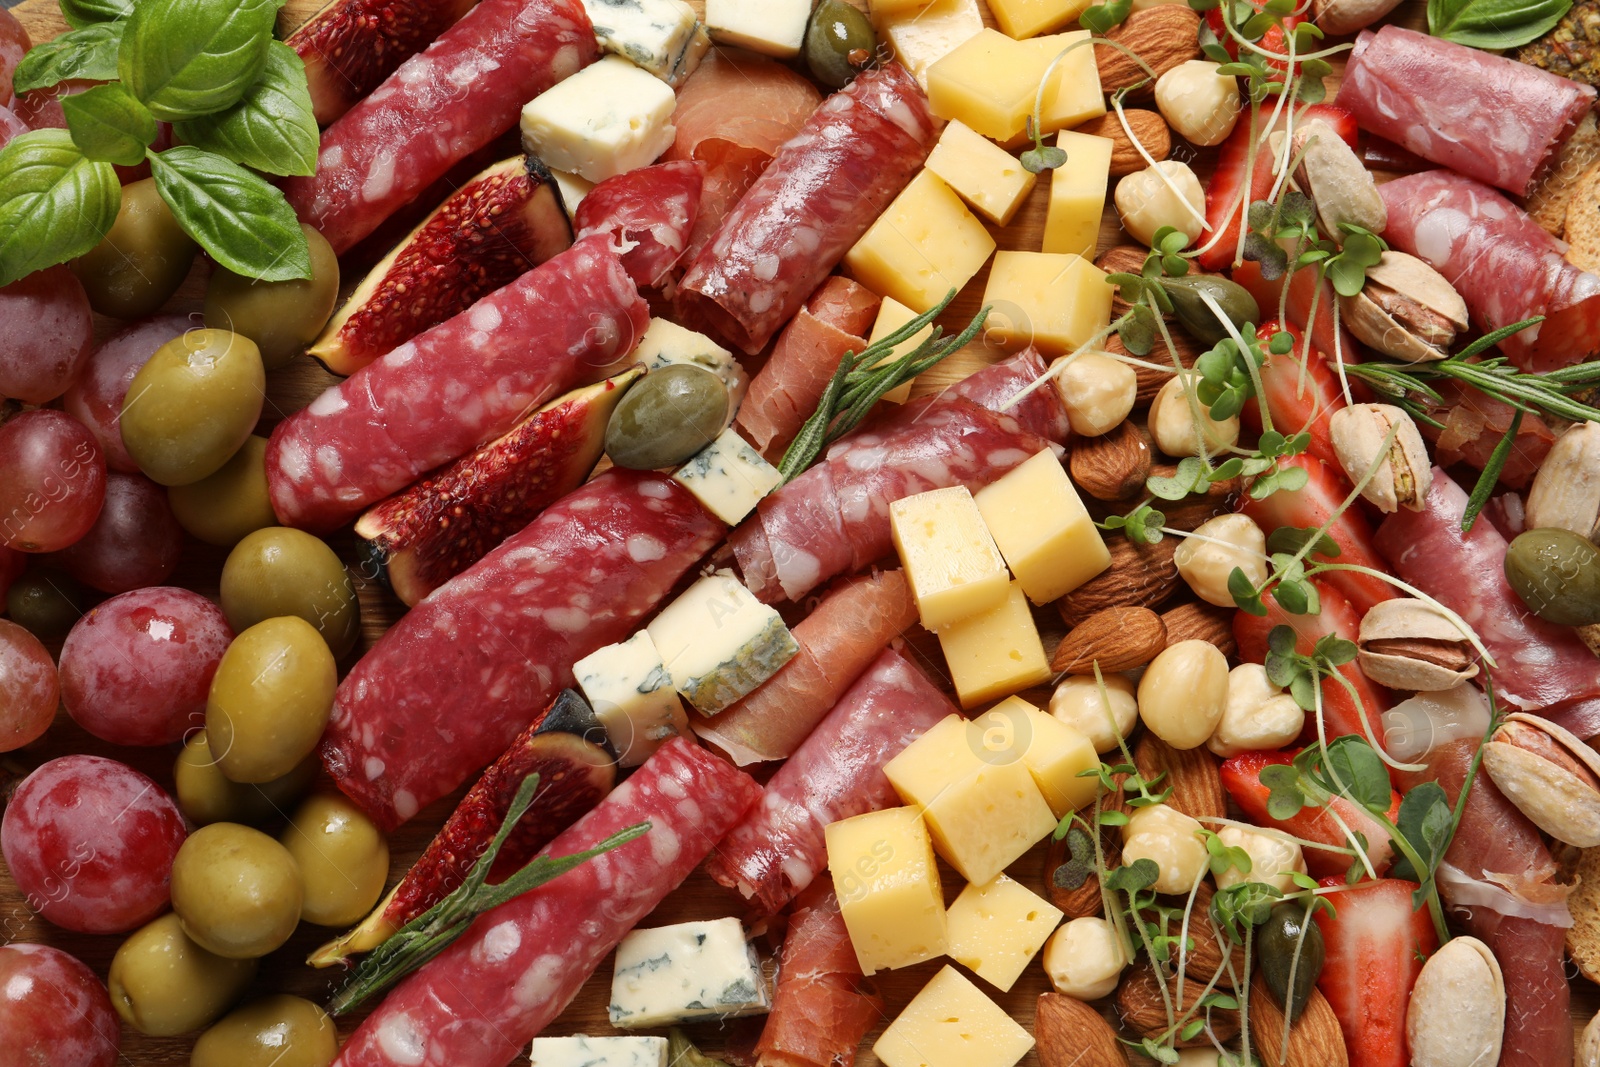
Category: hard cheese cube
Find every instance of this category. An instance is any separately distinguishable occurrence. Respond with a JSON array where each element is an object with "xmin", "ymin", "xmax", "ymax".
[
  {"xmin": 549, "ymin": 169, "xmax": 595, "ymax": 215},
  {"xmin": 844, "ymin": 170, "xmax": 995, "ymax": 314},
  {"xmin": 977, "ymin": 696, "xmax": 1098, "ymax": 816},
  {"xmin": 520, "ymin": 55, "xmax": 676, "ymax": 183},
  {"xmin": 572, "ymin": 631, "xmax": 689, "ymax": 766},
  {"xmin": 1019, "ymin": 31, "xmax": 1106, "ymax": 135},
  {"xmin": 973, "ymin": 448, "xmax": 1111, "ymax": 603},
  {"xmin": 988, "ymin": 0, "xmax": 1090, "ymax": 38},
  {"xmin": 530, "ymin": 1035, "xmax": 668, "ymax": 1066},
  {"xmin": 581, "ymin": 0, "xmax": 710, "ymax": 85},
  {"xmin": 884, "ymin": 712, "xmax": 1056, "ymax": 885},
  {"xmin": 925, "ymin": 29, "xmax": 1040, "ymax": 142},
  {"xmin": 1044, "ymin": 131, "xmax": 1113, "ymax": 257},
  {"xmin": 877, "ymin": 0, "xmax": 984, "ymax": 89},
  {"xmin": 865, "ymin": 296, "xmax": 931, "ymax": 403},
  {"xmin": 890, "ymin": 486, "xmax": 1010, "ymax": 631},
  {"xmin": 826, "ymin": 807, "xmax": 947, "ymax": 975},
  {"xmin": 608, "ymin": 917, "xmax": 770, "ymax": 1028},
  {"xmin": 872, "ymin": 966, "xmax": 1035, "ymax": 1067},
  {"xmin": 945, "ymin": 873, "xmax": 1063, "ymax": 992},
  {"xmin": 925, "ymin": 120, "xmax": 1037, "ymax": 226},
  {"xmin": 981, "ymin": 250, "xmax": 1113, "ymax": 354},
  {"xmin": 705, "ymin": 0, "xmax": 809, "ymax": 57},
  {"xmin": 672, "ymin": 428, "xmax": 782, "ymax": 526},
  {"xmin": 646, "ymin": 571, "xmax": 798, "ymax": 715},
  {"xmin": 936, "ymin": 581, "xmax": 1052, "ymax": 709}
]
